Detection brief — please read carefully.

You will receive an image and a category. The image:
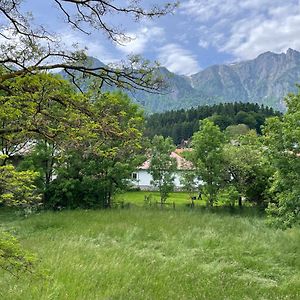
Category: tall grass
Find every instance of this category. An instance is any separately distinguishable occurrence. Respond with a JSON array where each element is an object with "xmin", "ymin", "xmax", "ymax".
[{"xmin": 0, "ymin": 208, "xmax": 299, "ymax": 299}]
